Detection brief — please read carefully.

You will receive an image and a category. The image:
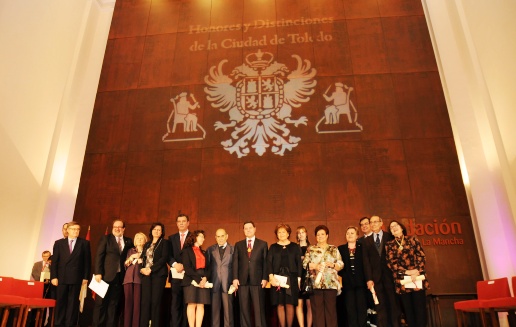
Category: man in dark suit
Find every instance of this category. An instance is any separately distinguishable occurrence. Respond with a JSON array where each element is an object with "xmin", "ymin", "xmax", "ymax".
[
  {"xmin": 232, "ymin": 221, "xmax": 268, "ymax": 327},
  {"xmin": 363, "ymin": 215, "xmax": 400, "ymax": 327},
  {"xmin": 51, "ymin": 221, "xmax": 91, "ymax": 327},
  {"xmin": 92, "ymin": 219, "xmax": 133, "ymax": 327},
  {"xmin": 169, "ymin": 214, "xmax": 190, "ymax": 327},
  {"xmin": 357, "ymin": 216, "xmax": 377, "ymax": 325},
  {"xmin": 206, "ymin": 228, "xmax": 234, "ymax": 327}
]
